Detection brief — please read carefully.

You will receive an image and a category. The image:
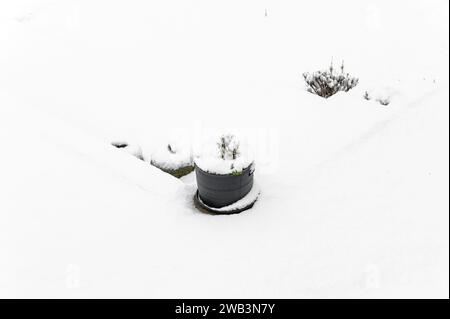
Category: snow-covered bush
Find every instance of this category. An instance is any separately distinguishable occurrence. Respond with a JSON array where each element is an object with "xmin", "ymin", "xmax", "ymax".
[
  {"xmin": 151, "ymin": 143, "xmax": 194, "ymax": 178},
  {"xmin": 303, "ymin": 62, "xmax": 359, "ymax": 98},
  {"xmin": 217, "ymin": 134, "xmax": 240, "ymax": 160}
]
